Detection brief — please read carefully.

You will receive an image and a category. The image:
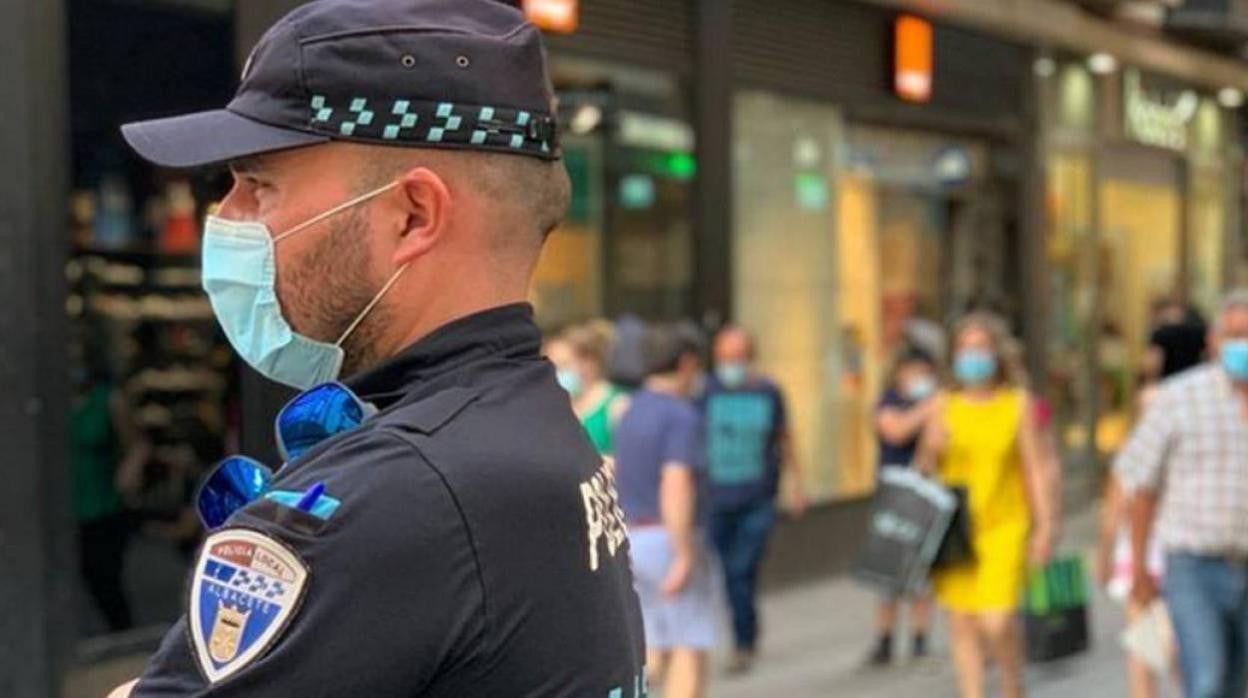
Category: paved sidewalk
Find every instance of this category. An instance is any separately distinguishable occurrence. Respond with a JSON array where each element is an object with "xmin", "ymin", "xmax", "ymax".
[{"xmin": 706, "ymin": 509, "xmax": 1178, "ymax": 698}]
